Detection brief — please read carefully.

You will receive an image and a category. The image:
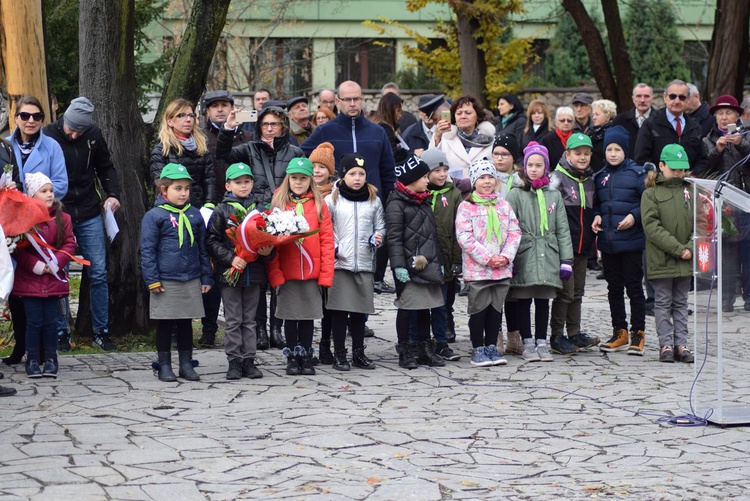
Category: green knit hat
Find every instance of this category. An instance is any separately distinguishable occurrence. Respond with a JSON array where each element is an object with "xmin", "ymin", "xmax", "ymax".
[
  {"xmin": 660, "ymin": 144, "xmax": 690, "ymax": 170},
  {"xmin": 160, "ymin": 163, "xmax": 193, "ymax": 180},
  {"xmin": 286, "ymin": 157, "xmax": 314, "ymax": 176},
  {"xmin": 226, "ymin": 162, "xmax": 253, "ymax": 180},
  {"xmin": 566, "ymin": 132, "xmax": 593, "ymax": 150}
]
